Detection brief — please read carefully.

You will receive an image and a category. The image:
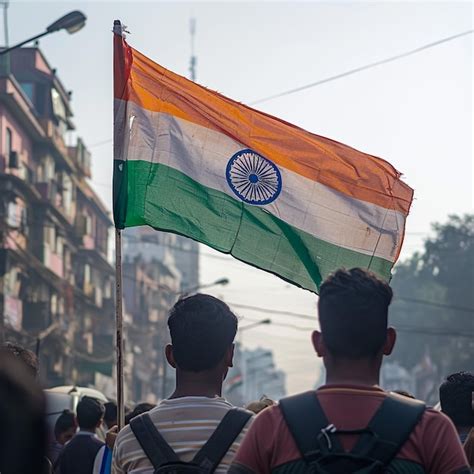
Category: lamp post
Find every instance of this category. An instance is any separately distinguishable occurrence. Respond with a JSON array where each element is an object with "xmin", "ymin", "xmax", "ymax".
[
  {"xmin": 0, "ymin": 10, "xmax": 86, "ymax": 56},
  {"xmin": 180, "ymin": 277, "xmax": 230, "ymax": 296},
  {"xmin": 240, "ymin": 318, "xmax": 271, "ymax": 332}
]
